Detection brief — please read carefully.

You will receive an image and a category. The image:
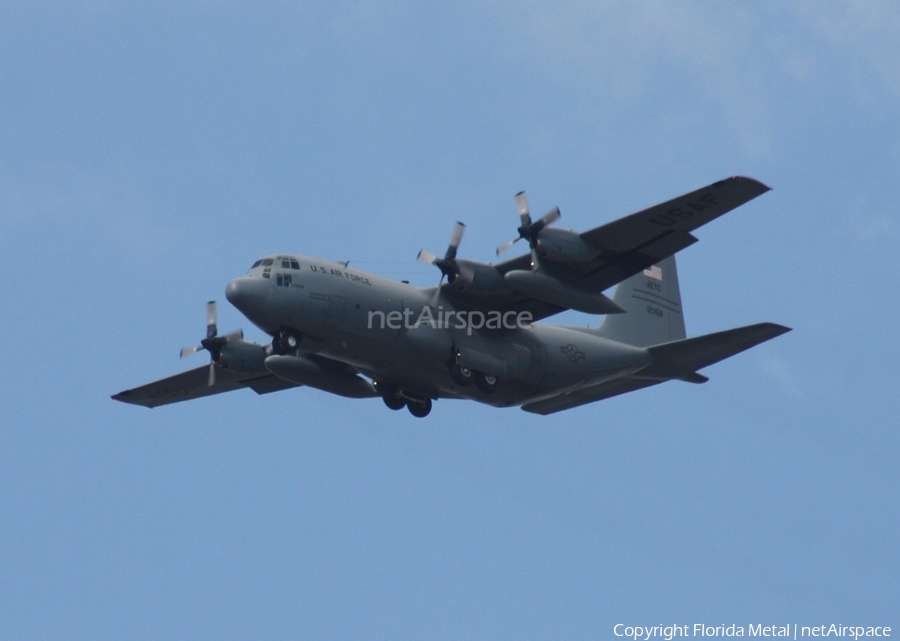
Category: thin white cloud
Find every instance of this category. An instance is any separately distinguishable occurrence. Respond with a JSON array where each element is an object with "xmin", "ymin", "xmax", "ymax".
[
  {"xmin": 489, "ymin": 0, "xmax": 900, "ymax": 154},
  {"xmin": 328, "ymin": 0, "xmax": 408, "ymax": 42},
  {"xmin": 0, "ymin": 163, "xmax": 187, "ymax": 264},
  {"xmin": 847, "ymin": 215, "xmax": 896, "ymax": 245},
  {"xmin": 795, "ymin": 0, "xmax": 900, "ymax": 97},
  {"xmin": 494, "ymin": 1, "xmax": 774, "ymax": 153},
  {"xmin": 759, "ymin": 353, "xmax": 804, "ymax": 400}
]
